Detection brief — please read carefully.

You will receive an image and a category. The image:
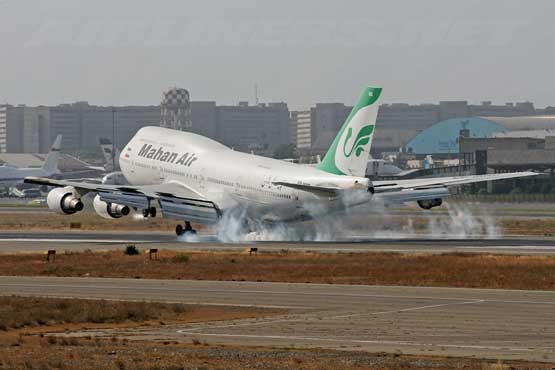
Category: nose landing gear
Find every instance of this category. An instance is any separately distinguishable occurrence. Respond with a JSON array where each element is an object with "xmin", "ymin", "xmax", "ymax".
[{"xmin": 176, "ymin": 221, "xmax": 197, "ymax": 236}]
